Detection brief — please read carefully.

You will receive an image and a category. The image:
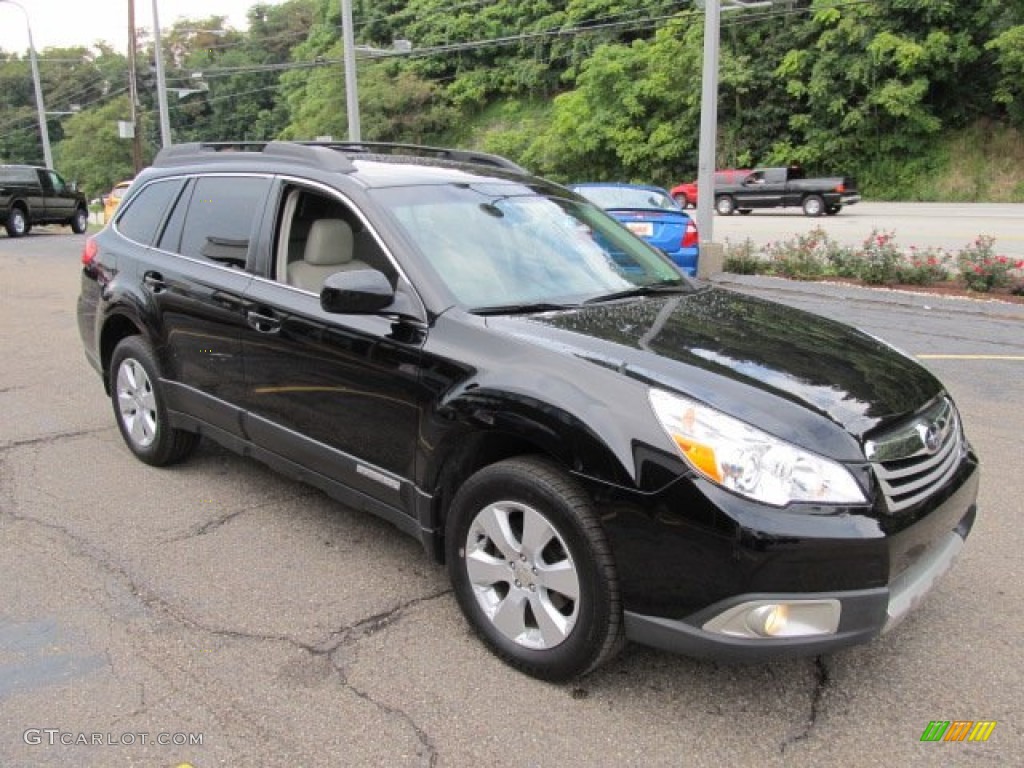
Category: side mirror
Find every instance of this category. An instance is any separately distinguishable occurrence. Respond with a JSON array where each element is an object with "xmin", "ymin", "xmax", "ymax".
[{"xmin": 321, "ymin": 269, "xmax": 395, "ymax": 314}]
